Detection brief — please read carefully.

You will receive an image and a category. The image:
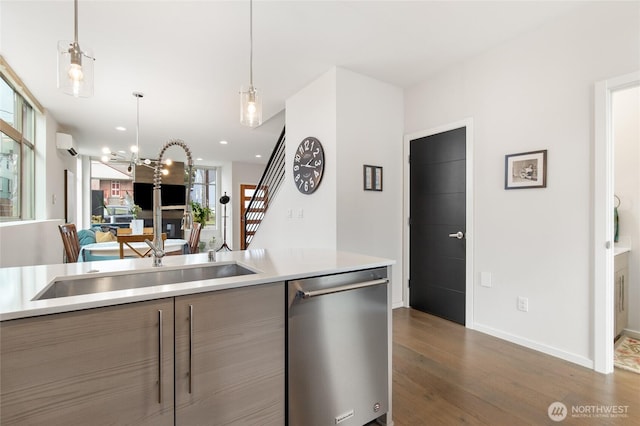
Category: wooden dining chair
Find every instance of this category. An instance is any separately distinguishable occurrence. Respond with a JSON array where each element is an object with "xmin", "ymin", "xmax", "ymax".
[
  {"xmin": 188, "ymin": 222, "xmax": 202, "ymax": 254},
  {"xmin": 58, "ymin": 224, "xmax": 81, "ymax": 263}
]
